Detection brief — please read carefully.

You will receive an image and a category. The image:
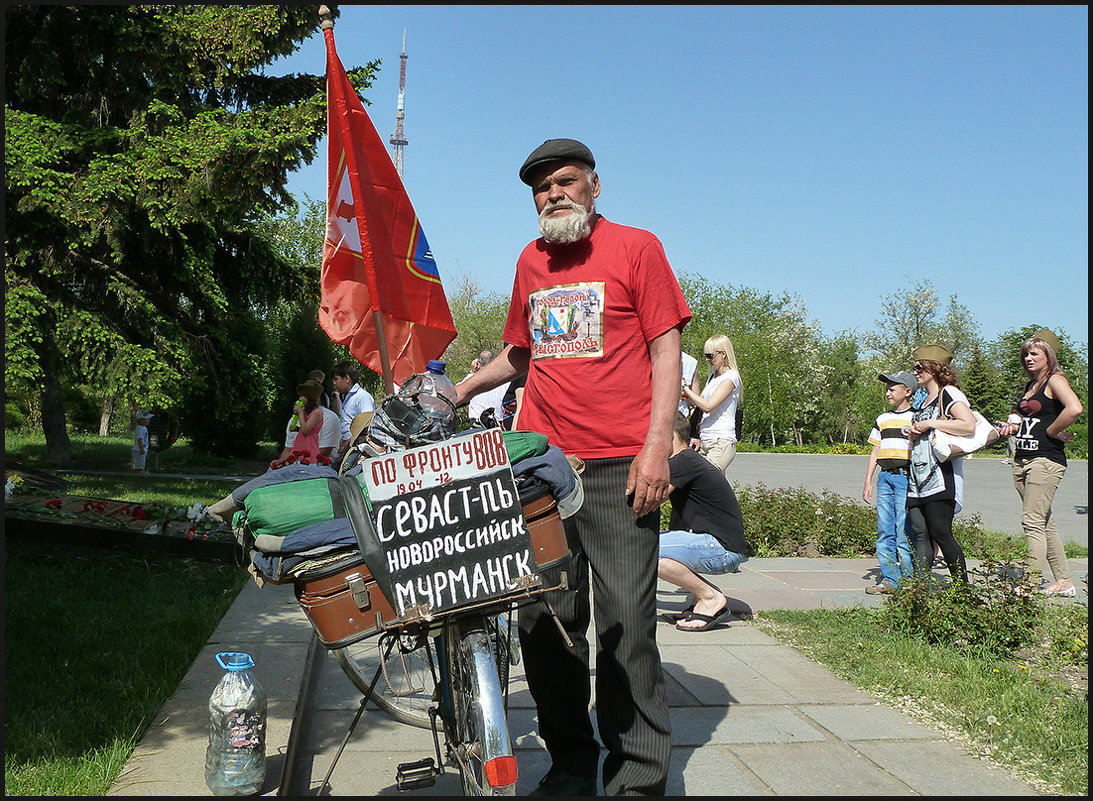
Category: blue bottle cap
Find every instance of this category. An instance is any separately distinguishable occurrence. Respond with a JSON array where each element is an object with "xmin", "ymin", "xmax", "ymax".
[
  {"xmin": 216, "ymin": 652, "xmax": 255, "ymax": 671},
  {"xmin": 426, "ymin": 359, "xmax": 447, "ymax": 374}
]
